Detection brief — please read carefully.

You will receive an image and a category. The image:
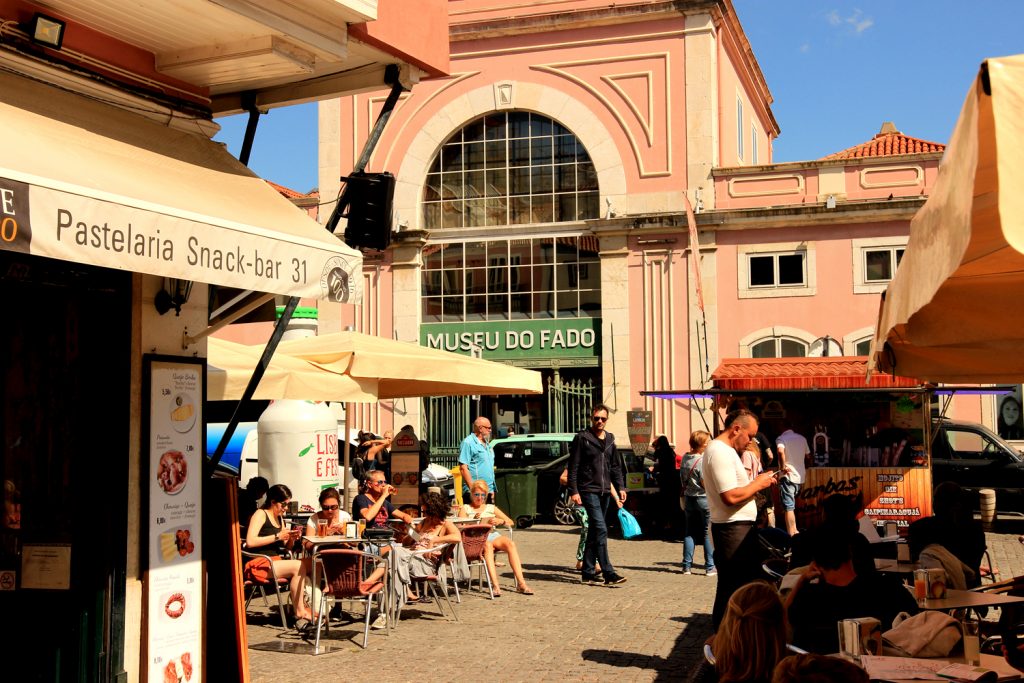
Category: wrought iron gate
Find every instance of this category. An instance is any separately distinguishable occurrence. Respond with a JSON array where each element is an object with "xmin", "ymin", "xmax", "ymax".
[
  {"xmin": 423, "ymin": 395, "xmax": 471, "ymax": 469},
  {"xmin": 547, "ymin": 375, "xmax": 595, "ymax": 433}
]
